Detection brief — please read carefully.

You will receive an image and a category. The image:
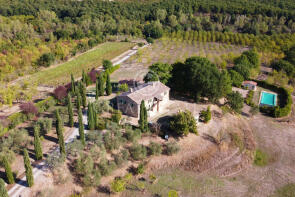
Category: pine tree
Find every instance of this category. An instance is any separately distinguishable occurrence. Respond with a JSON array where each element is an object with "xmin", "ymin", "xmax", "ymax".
[
  {"xmin": 106, "ymin": 72, "xmax": 112, "ymax": 96},
  {"xmin": 71, "ymin": 74, "xmax": 75, "ymax": 94},
  {"xmin": 138, "ymin": 100, "xmax": 148, "ymax": 132},
  {"xmin": 95, "ymin": 78, "xmax": 99, "ymax": 100},
  {"xmin": 56, "ymin": 109, "xmax": 66, "ymax": 155},
  {"xmin": 78, "ymin": 108, "xmax": 85, "ymax": 146},
  {"xmin": 0, "ymin": 178, "xmax": 9, "ymax": 197},
  {"xmin": 34, "ymin": 125, "xmax": 43, "ymax": 160},
  {"xmin": 98, "ymin": 74, "xmax": 104, "ymax": 96},
  {"xmin": 82, "ymin": 69, "xmax": 86, "ymax": 84},
  {"xmin": 23, "ymin": 149, "xmax": 34, "ymax": 187},
  {"xmin": 67, "ymin": 94, "xmax": 74, "ymax": 127},
  {"xmin": 3, "ymin": 157, "xmax": 14, "ymax": 184}
]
